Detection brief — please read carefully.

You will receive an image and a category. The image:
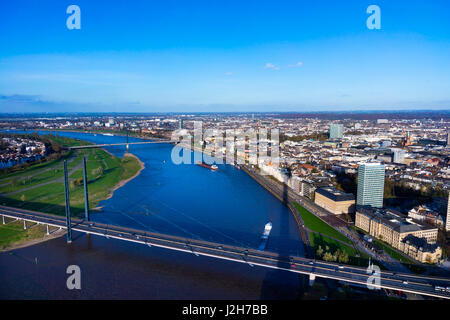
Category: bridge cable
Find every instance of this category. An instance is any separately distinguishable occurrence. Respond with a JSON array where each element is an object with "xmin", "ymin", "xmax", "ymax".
[{"xmin": 152, "ymin": 198, "xmax": 252, "ymax": 248}]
